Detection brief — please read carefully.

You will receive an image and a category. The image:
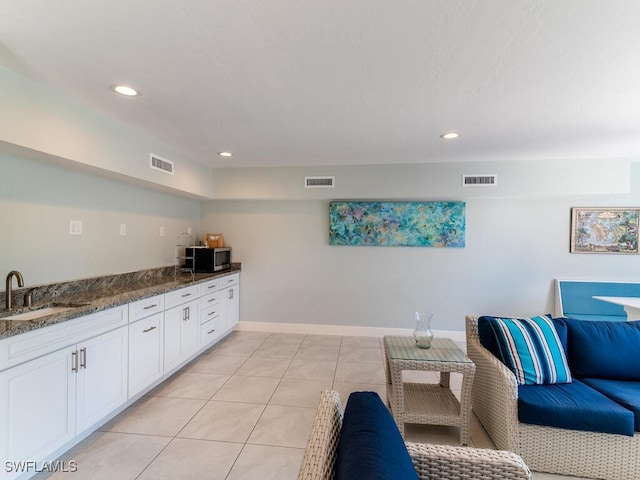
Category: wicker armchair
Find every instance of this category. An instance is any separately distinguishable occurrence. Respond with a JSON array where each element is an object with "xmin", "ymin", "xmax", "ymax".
[
  {"xmin": 466, "ymin": 314, "xmax": 640, "ymax": 480},
  {"xmin": 298, "ymin": 390, "xmax": 531, "ymax": 480}
]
